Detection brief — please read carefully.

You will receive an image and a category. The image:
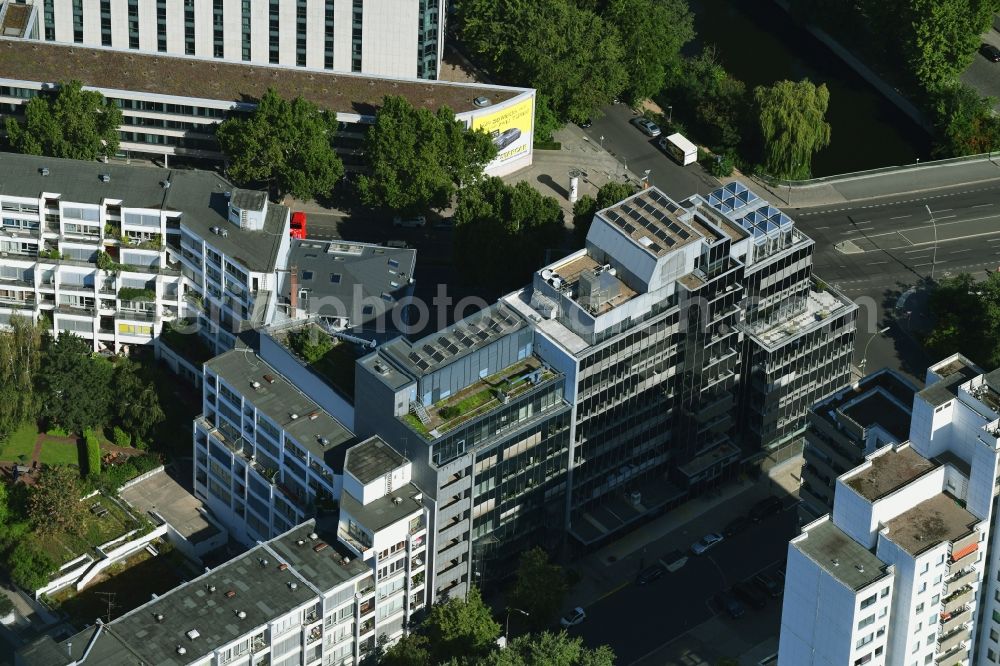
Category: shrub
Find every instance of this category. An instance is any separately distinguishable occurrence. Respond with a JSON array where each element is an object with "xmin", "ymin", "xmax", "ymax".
[
  {"xmin": 83, "ymin": 428, "xmax": 101, "ymax": 477},
  {"xmin": 288, "ymin": 327, "xmax": 333, "ymax": 364},
  {"xmin": 703, "ymin": 151, "xmax": 735, "ymax": 178},
  {"xmin": 112, "ymin": 426, "xmax": 131, "ymax": 448},
  {"xmin": 0, "ymin": 594, "xmax": 14, "ymax": 617},
  {"xmin": 7, "ymin": 542, "xmax": 55, "ymax": 591},
  {"xmin": 438, "ymin": 405, "xmax": 461, "ymax": 420},
  {"xmin": 46, "ymin": 426, "xmax": 69, "ymax": 437},
  {"xmin": 117, "ymin": 287, "xmax": 155, "ymax": 302}
]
